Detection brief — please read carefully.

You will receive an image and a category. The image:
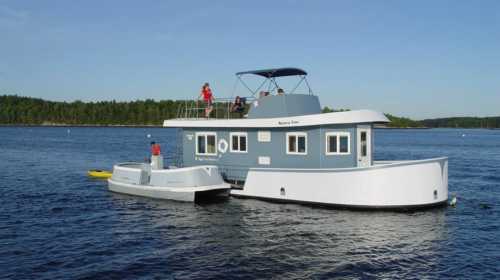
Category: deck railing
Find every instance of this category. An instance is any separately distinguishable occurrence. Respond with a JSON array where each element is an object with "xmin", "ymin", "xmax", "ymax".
[{"xmin": 175, "ymin": 97, "xmax": 254, "ymax": 120}]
